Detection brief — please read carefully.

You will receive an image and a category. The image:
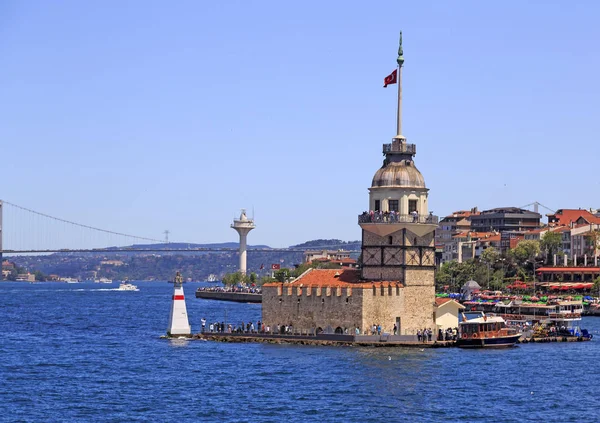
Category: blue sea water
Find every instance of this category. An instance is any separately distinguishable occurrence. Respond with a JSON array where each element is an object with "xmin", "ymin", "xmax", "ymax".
[{"xmin": 1, "ymin": 281, "xmax": 599, "ymax": 423}]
